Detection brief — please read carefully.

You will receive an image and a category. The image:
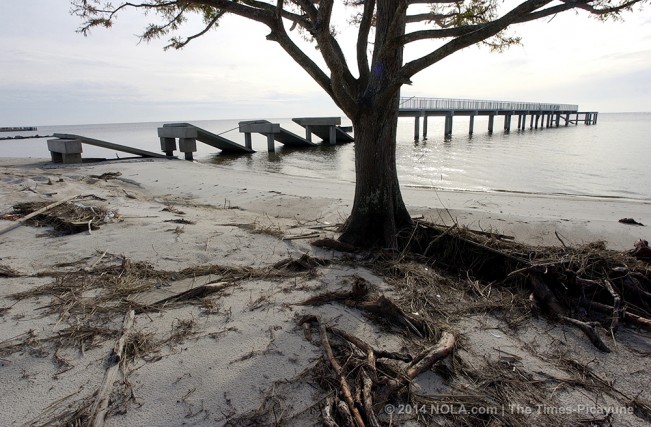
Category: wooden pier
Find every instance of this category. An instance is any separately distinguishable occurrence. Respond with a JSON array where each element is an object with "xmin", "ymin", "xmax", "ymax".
[{"xmin": 399, "ymin": 97, "xmax": 598, "ymax": 140}]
